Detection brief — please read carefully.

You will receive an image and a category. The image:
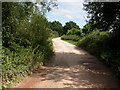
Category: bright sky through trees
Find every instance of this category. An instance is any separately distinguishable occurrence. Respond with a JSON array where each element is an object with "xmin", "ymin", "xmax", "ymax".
[{"xmin": 46, "ymin": 0, "xmax": 88, "ymax": 28}]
